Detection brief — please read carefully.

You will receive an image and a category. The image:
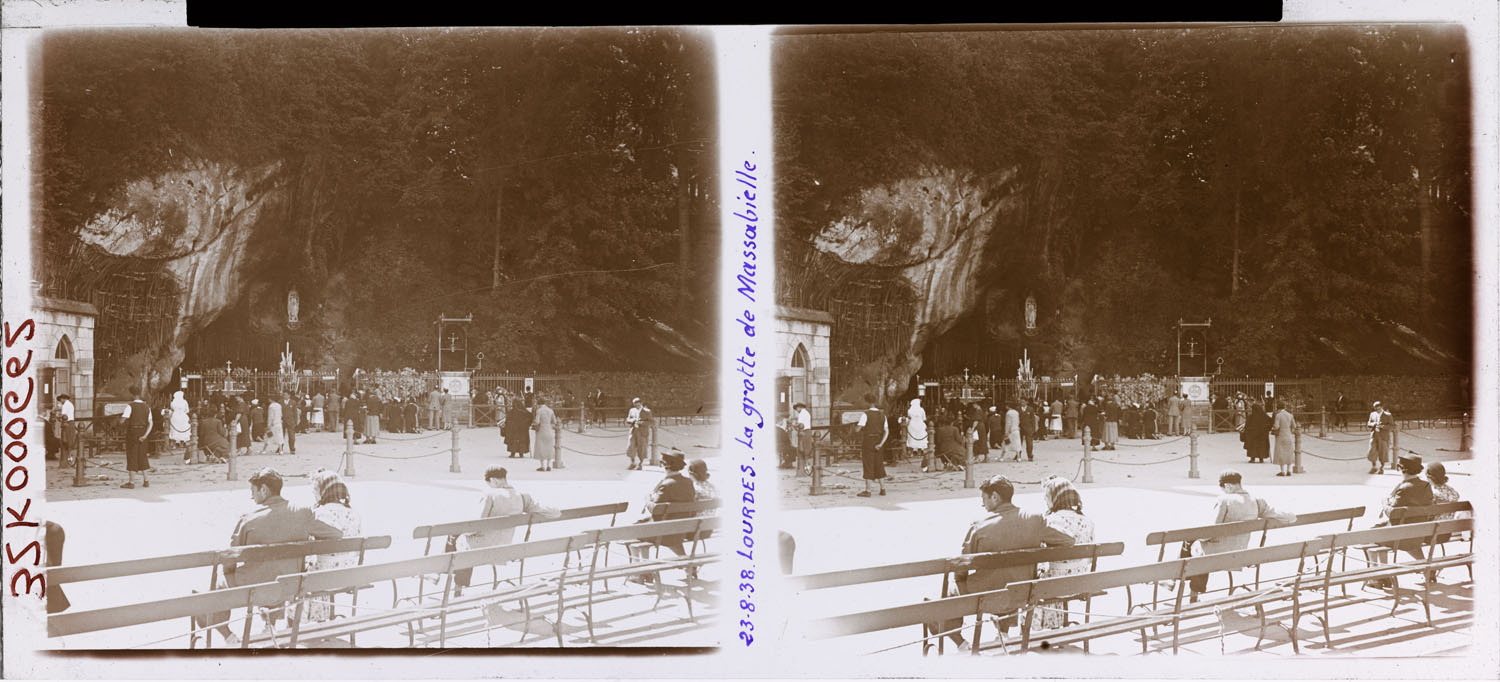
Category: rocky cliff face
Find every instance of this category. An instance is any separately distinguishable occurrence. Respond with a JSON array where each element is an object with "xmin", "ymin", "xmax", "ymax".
[
  {"xmin": 813, "ymin": 166, "xmax": 1023, "ymax": 395},
  {"xmin": 77, "ymin": 160, "xmax": 288, "ymax": 389}
]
